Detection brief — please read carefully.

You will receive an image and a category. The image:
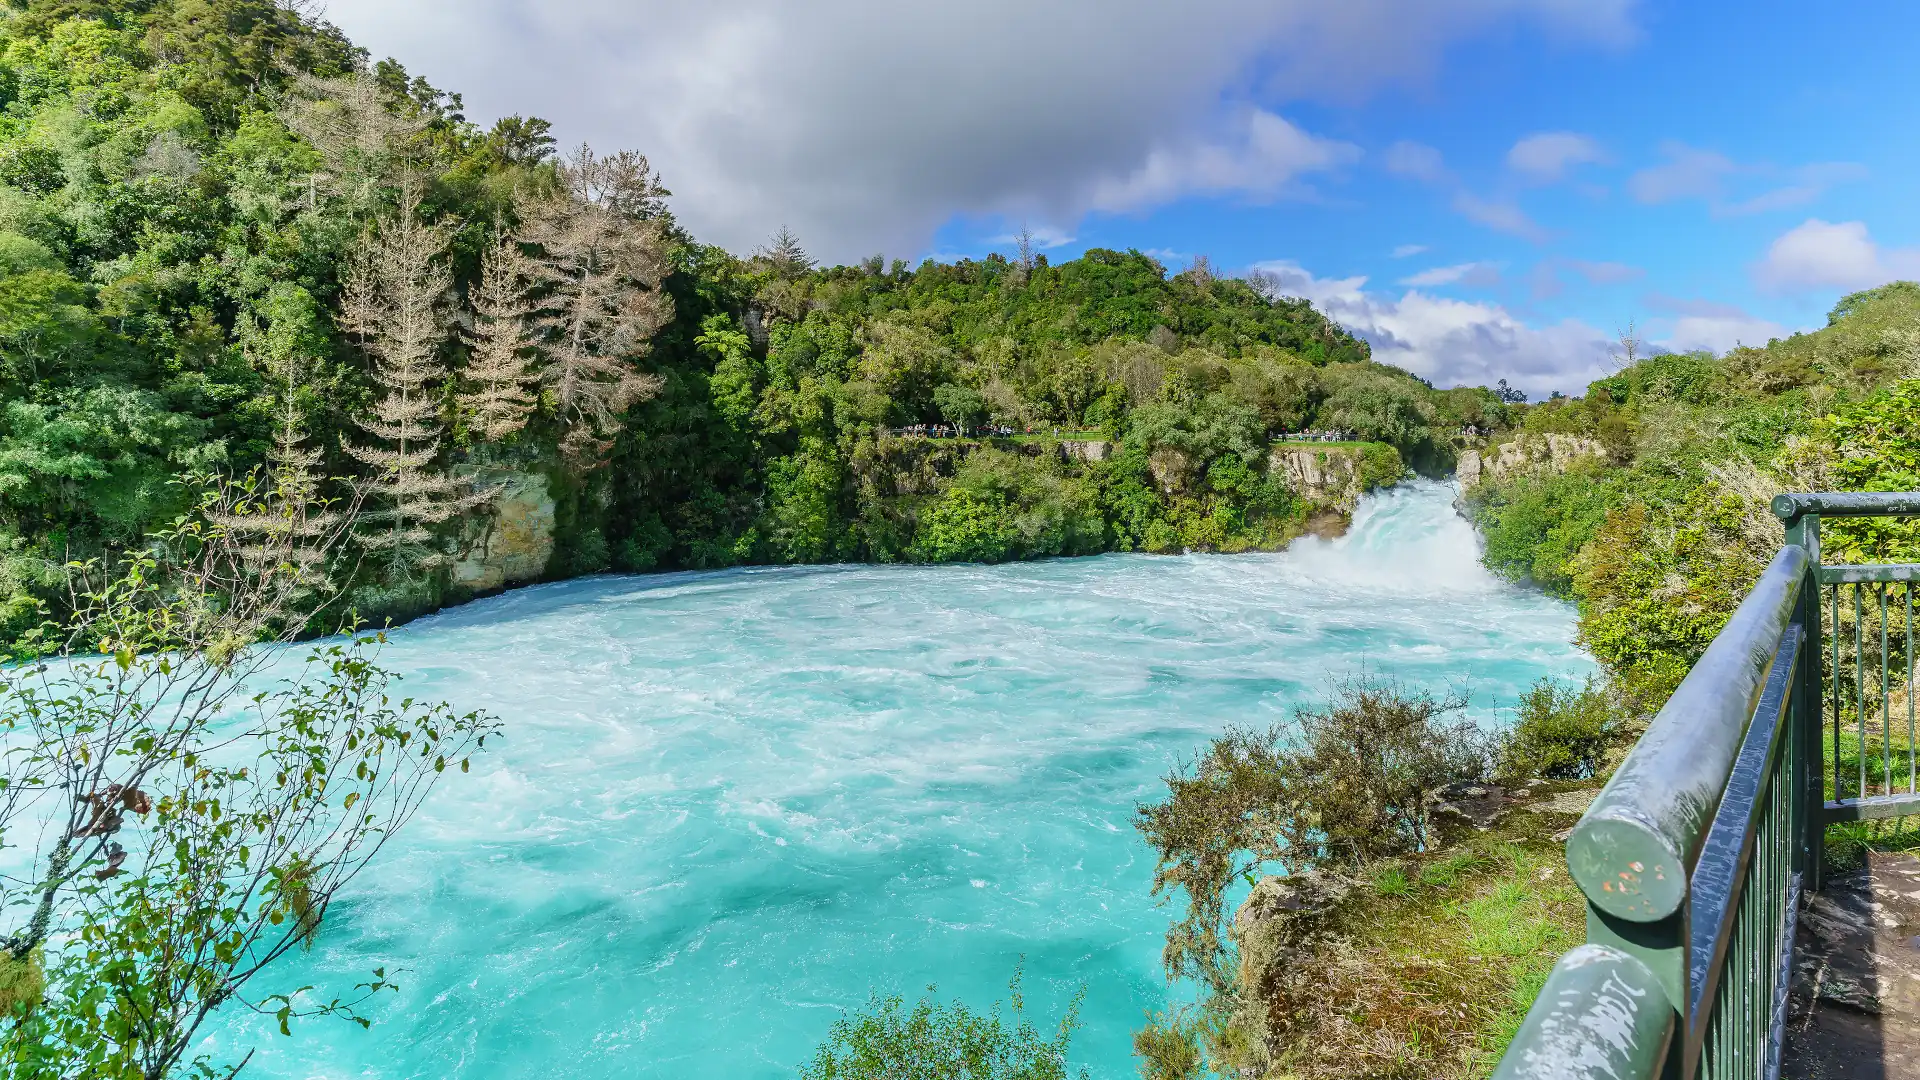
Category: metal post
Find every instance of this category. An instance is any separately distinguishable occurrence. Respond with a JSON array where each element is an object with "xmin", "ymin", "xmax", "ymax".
[{"xmin": 1784, "ymin": 513, "xmax": 1824, "ymax": 892}]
